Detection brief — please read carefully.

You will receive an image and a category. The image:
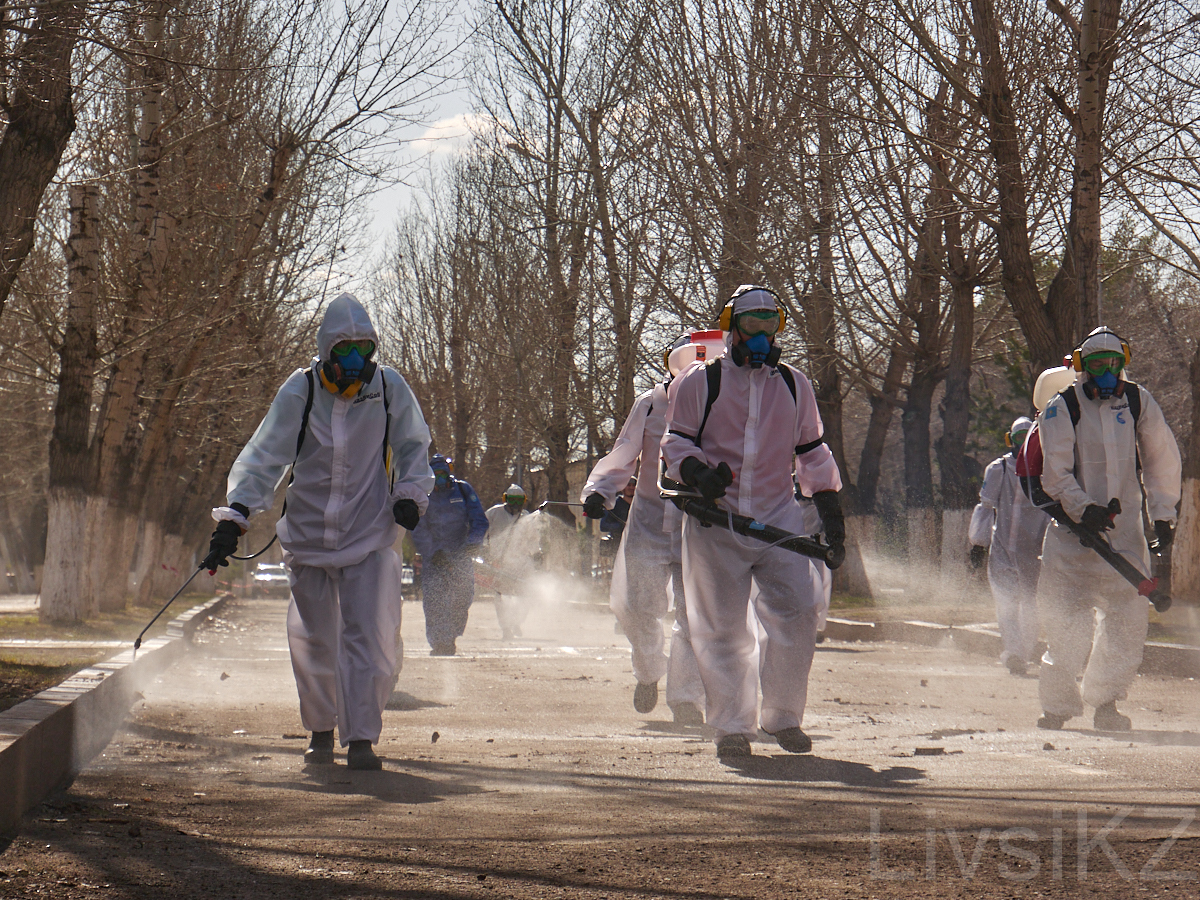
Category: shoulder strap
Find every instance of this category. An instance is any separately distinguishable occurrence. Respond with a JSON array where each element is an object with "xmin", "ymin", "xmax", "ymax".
[
  {"xmin": 778, "ymin": 364, "xmax": 797, "ymax": 403},
  {"xmin": 1061, "ymin": 384, "xmax": 1081, "ymax": 428},
  {"xmin": 297, "ymin": 368, "xmax": 315, "ymax": 458},
  {"xmin": 694, "ymin": 361, "xmax": 723, "ymax": 448},
  {"xmin": 1125, "ymin": 381, "xmax": 1141, "ymax": 424},
  {"xmin": 280, "ymin": 369, "xmax": 317, "ymax": 518},
  {"xmin": 381, "ymin": 370, "xmax": 391, "ymax": 465}
]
